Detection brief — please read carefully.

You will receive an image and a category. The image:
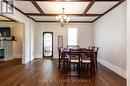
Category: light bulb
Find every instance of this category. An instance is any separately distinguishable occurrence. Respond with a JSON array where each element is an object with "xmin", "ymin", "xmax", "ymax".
[
  {"xmin": 56, "ymin": 16, "xmax": 59, "ymax": 20},
  {"xmin": 59, "ymin": 15, "xmax": 62, "ymax": 19},
  {"xmin": 64, "ymin": 16, "xmax": 67, "ymax": 19}
]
